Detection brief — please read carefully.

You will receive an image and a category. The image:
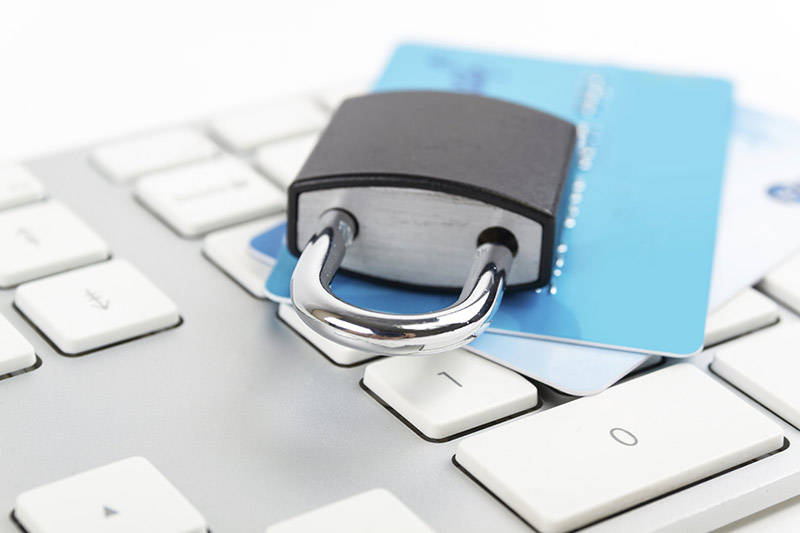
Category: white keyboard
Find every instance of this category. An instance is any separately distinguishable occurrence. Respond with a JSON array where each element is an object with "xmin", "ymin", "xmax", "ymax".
[{"xmin": 2, "ymin": 86, "xmax": 800, "ymax": 533}]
